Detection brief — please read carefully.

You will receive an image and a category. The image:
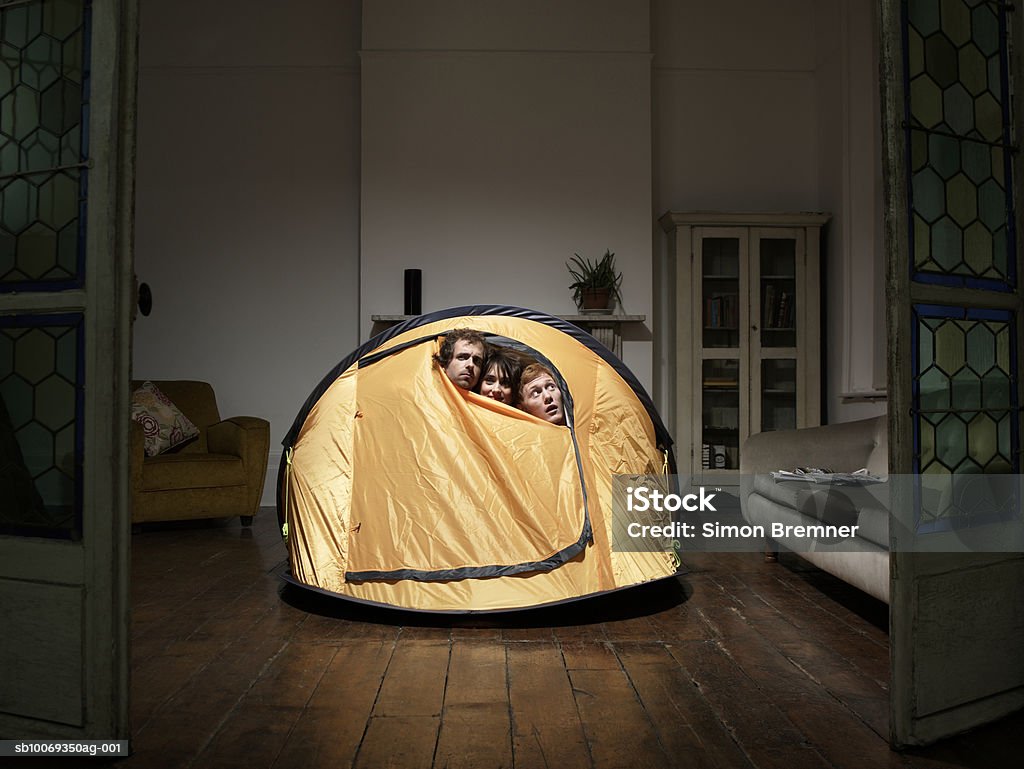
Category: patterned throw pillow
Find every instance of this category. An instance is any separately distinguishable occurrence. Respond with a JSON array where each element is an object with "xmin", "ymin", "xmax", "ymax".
[{"xmin": 131, "ymin": 381, "xmax": 200, "ymax": 457}]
